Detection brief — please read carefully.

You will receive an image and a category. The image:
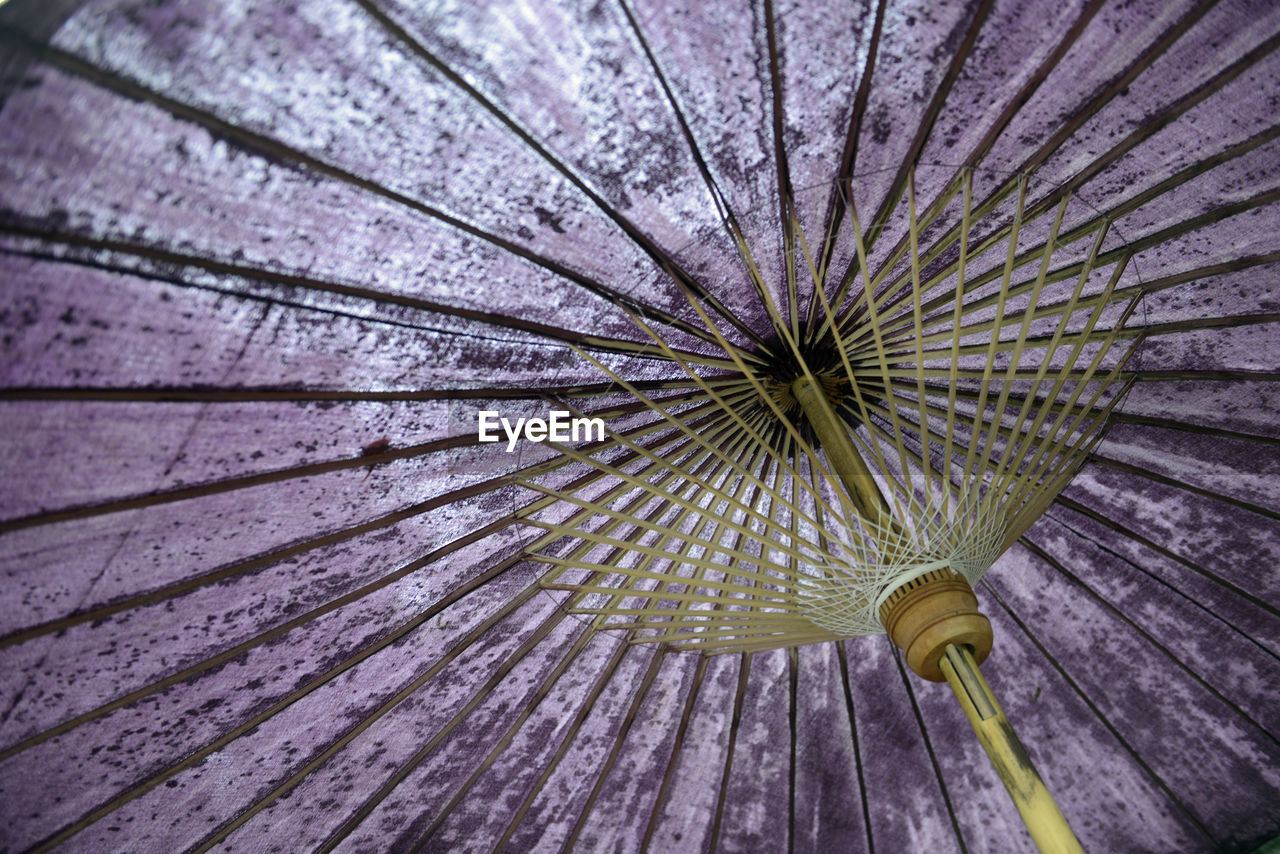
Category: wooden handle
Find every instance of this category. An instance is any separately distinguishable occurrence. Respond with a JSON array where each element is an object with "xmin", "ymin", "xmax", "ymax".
[{"xmin": 940, "ymin": 644, "xmax": 1085, "ymax": 854}]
